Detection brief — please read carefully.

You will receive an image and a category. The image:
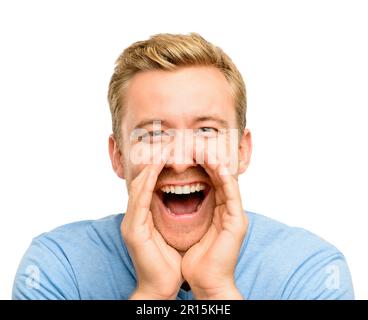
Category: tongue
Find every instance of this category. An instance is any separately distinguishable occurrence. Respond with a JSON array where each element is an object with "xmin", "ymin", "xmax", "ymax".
[{"xmin": 165, "ymin": 193, "xmax": 203, "ymax": 215}]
